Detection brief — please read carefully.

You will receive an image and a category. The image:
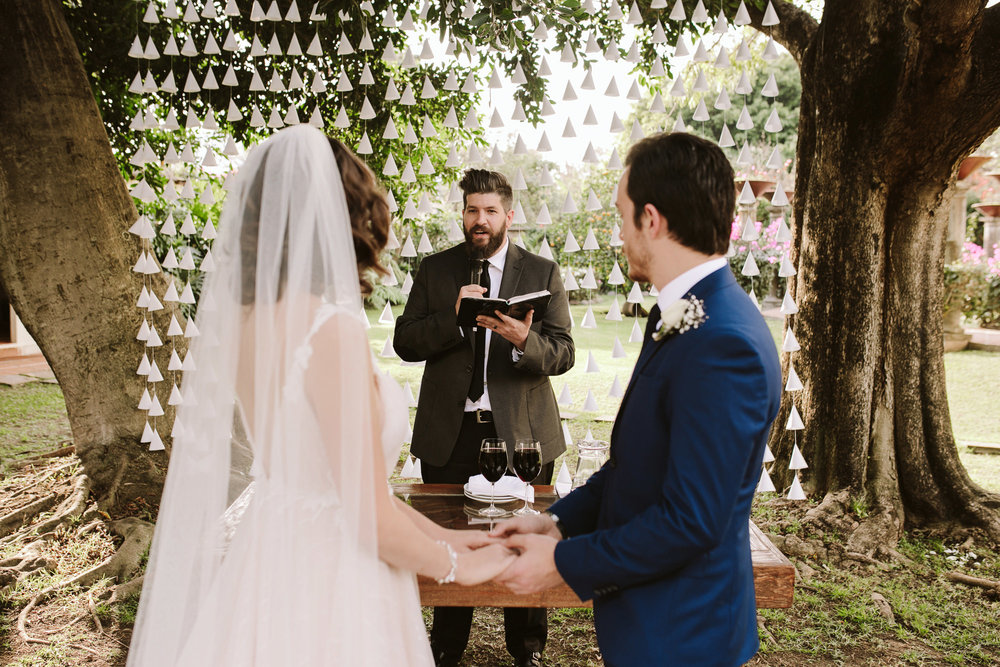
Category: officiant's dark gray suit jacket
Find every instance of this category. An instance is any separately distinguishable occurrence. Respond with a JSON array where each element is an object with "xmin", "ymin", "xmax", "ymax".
[{"xmin": 394, "ymin": 242, "xmax": 574, "ymax": 466}]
